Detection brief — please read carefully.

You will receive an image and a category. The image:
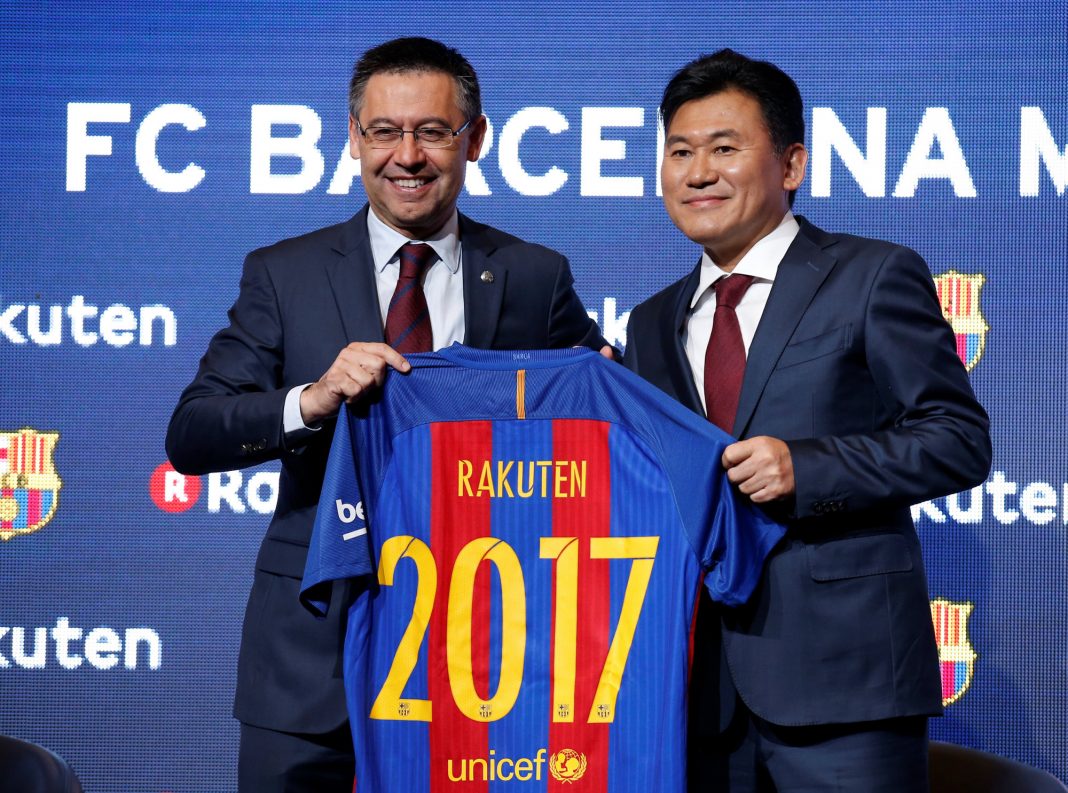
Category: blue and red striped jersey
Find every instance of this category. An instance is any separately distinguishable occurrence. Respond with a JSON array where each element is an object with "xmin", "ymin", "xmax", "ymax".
[{"xmin": 301, "ymin": 345, "xmax": 784, "ymax": 793}]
